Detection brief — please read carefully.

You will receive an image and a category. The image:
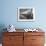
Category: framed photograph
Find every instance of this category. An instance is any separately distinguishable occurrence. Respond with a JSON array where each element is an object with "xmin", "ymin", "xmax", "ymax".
[{"xmin": 18, "ymin": 7, "xmax": 35, "ymax": 21}]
